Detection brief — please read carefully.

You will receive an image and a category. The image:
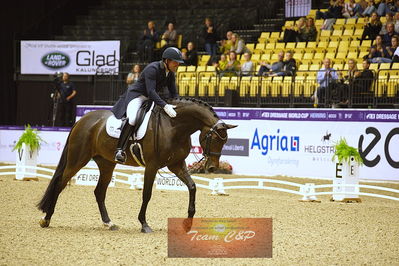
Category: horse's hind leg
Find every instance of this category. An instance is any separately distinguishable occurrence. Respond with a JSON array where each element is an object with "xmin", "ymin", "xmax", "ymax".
[
  {"xmin": 92, "ymin": 156, "xmax": 118, "ymax": 230},
  {"xmin": 39, "ymin": 151, "xmax": 92, "ymax": 227},
  {"xmin": 168, "ymin": 161, "xmax": 196, "ymax": 232}
]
